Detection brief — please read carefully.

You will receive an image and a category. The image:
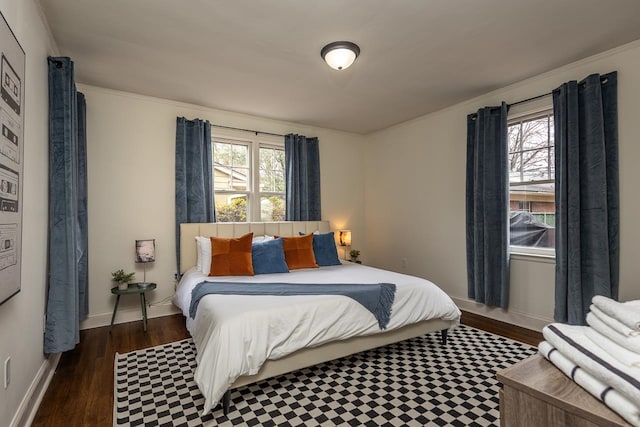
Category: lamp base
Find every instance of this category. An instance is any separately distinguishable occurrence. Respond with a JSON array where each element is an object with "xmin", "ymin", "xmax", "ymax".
[{"xmin": 342, "ymin": 245, "xmax": 351, "ymax": 261}]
